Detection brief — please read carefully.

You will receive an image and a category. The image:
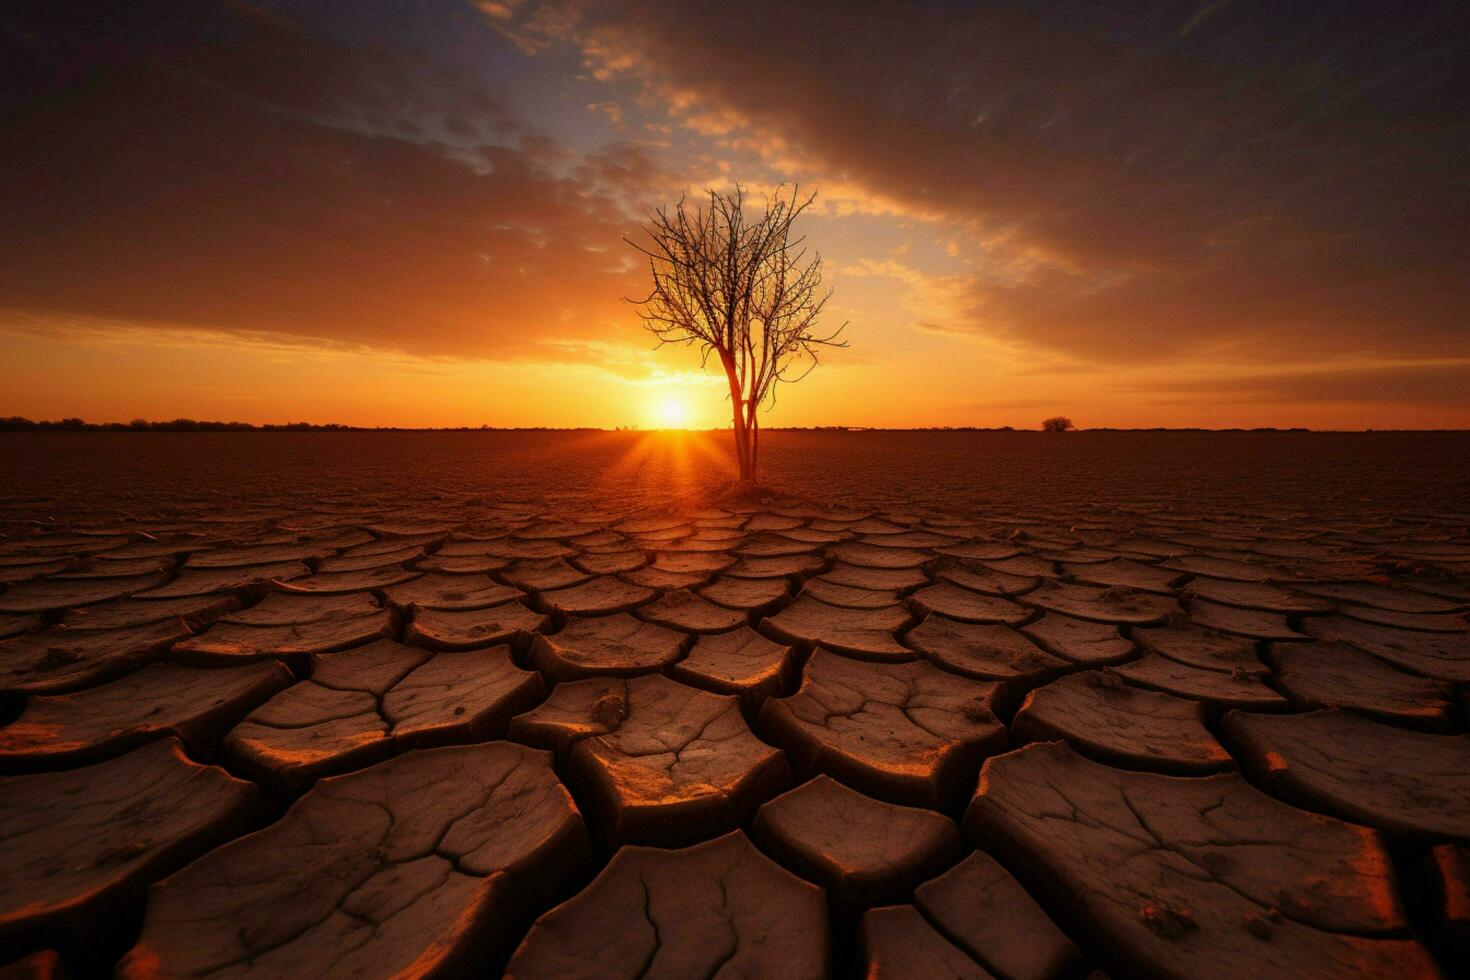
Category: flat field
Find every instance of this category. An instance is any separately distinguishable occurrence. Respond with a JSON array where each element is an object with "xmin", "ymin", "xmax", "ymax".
[
  {"xmin": 0, "ymin": 431, "xmax": 1467, "ymax": 977},
  {"xmin": 4, "ymin": 429, "xmax": 1468, "ymax": 521}
]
